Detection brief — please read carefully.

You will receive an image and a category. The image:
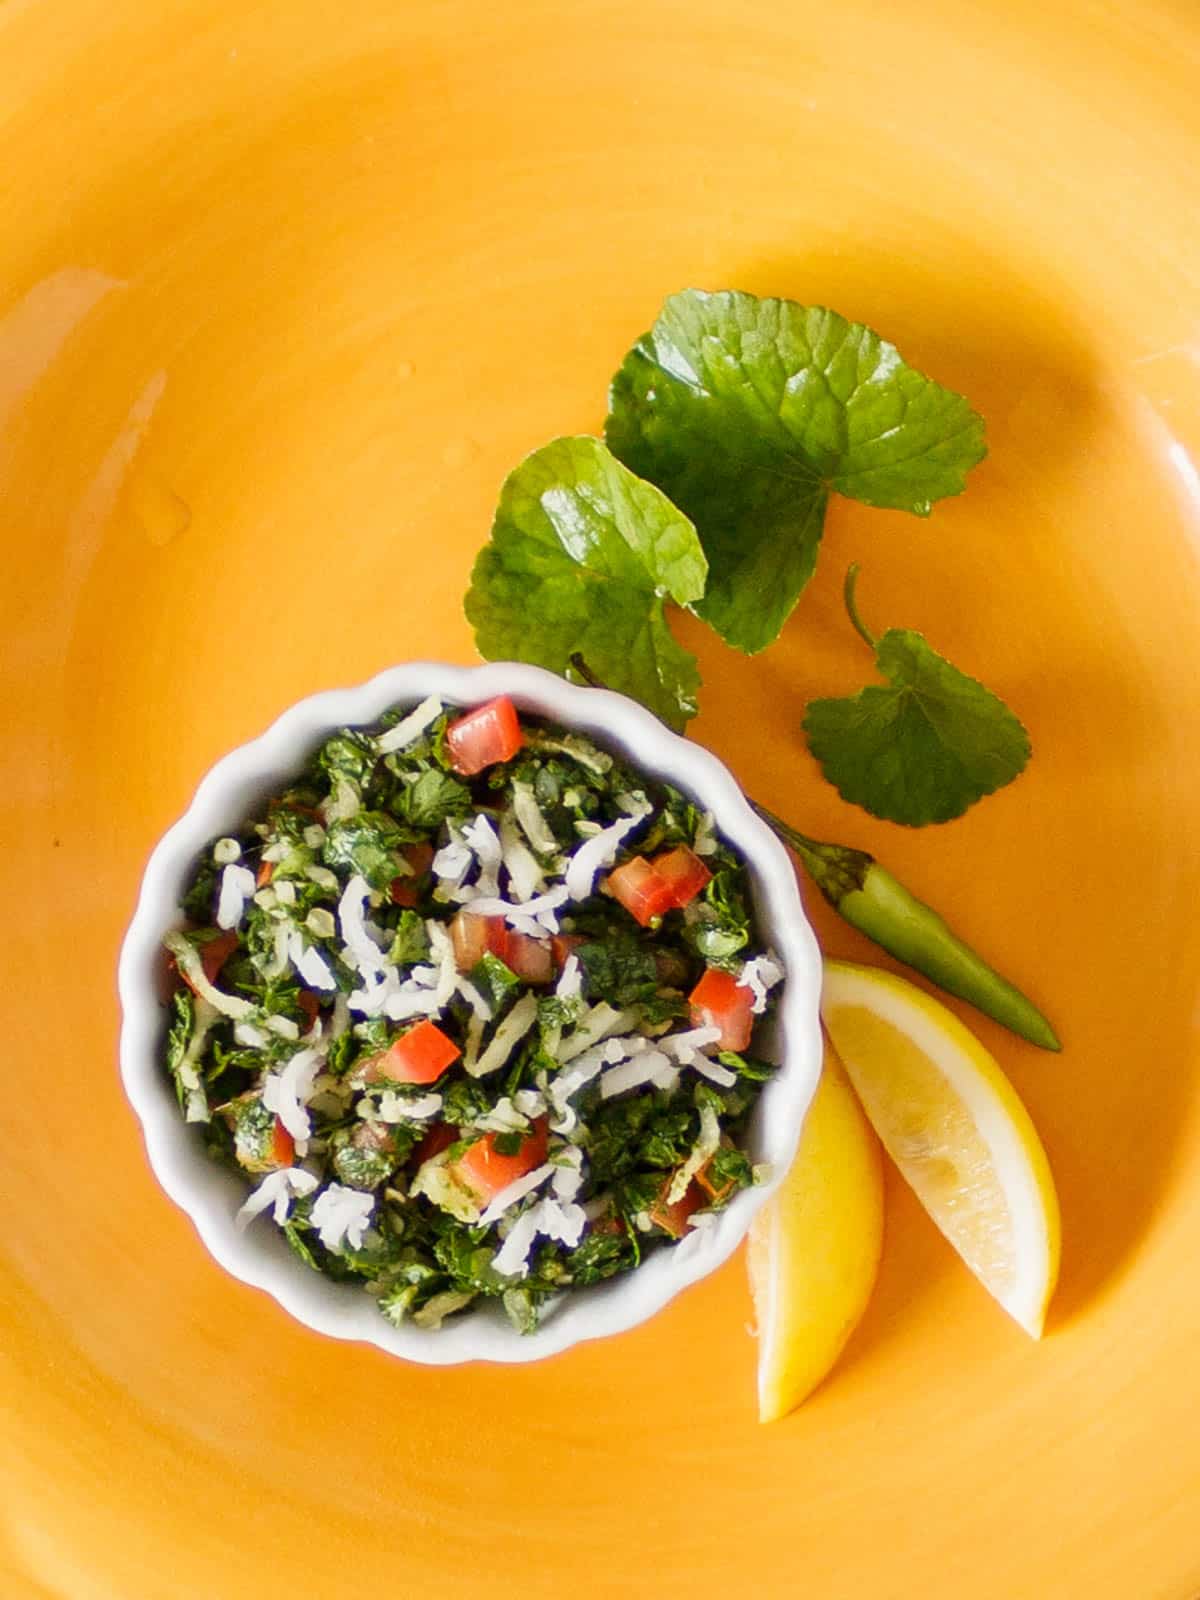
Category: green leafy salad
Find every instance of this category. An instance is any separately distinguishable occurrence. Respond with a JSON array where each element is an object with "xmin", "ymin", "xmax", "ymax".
[{"xmin": 163, "ymin": 694, "xmax": 784, "ymax": 1333}]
